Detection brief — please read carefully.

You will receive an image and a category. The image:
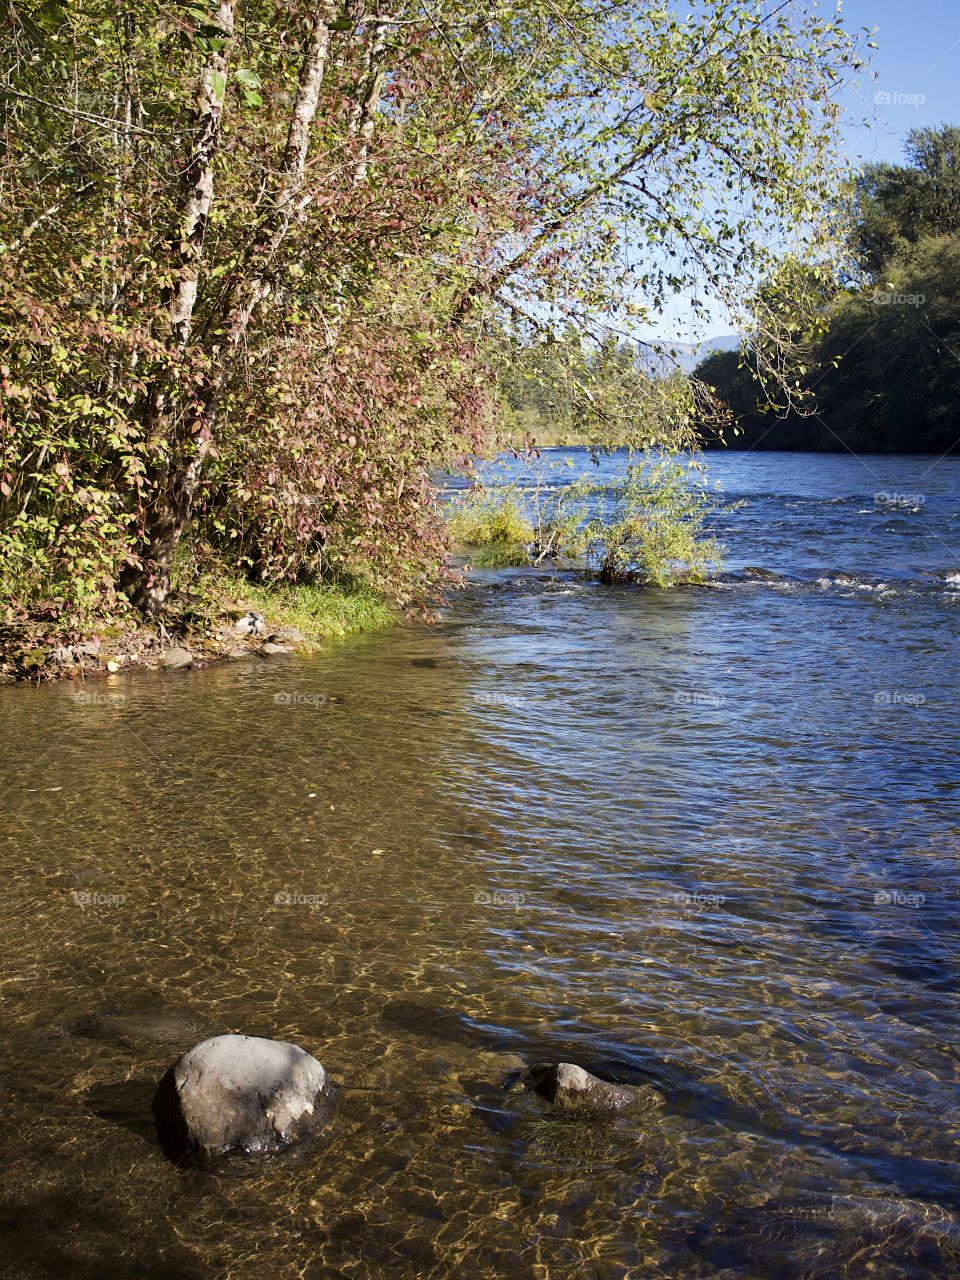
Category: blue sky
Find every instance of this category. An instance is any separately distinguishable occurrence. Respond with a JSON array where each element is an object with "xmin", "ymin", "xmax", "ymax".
[
  {"xmin": 843, "ymin": 0, "xmax": 960, "ymax": 167},
  {"xmin": 655, "ymin": 0, "xmax": 960, "ymax": 341}
]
